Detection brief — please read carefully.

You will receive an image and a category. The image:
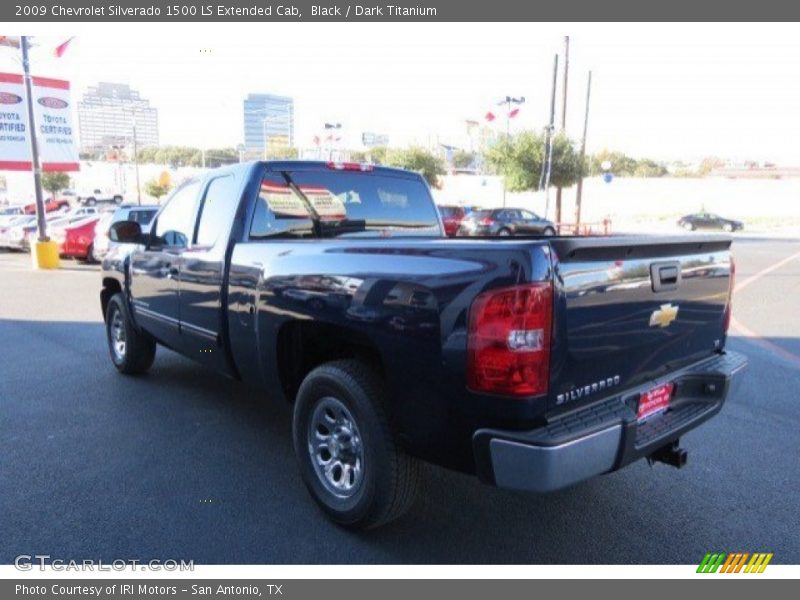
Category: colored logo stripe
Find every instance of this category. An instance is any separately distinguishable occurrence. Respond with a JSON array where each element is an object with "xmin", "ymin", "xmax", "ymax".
[{"xmin": 697, "ymin": 552, "xmax": 772, "ymax": 573}]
